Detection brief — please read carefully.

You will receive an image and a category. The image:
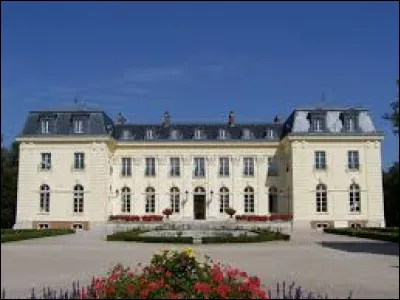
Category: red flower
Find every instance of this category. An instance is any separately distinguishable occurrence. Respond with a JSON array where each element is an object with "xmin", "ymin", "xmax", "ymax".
[
  {"xmin": 215, "ymin": 284, "xmax": 232, "ymax": 299},
  {"xmin": 166, "ymin": 271, "xmax": 172, "ymax": 278},
  {"xmin": 194, "ymin": 282, "xmax": 211, "ymax": 295},
  {"xmin": 126, "ymin": 284, "xmax": 135, "ymax": 294}
]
